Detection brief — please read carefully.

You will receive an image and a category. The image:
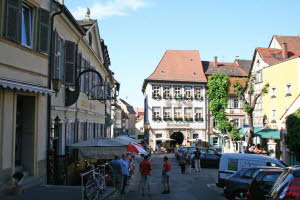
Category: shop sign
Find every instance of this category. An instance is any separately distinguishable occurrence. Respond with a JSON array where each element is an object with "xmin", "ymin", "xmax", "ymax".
[
  {"xmin": 81, "ymin": 100, "xmax": 96, "ymax": 110},
  {"xmin": 166, "ymin": 123, "xmax": 190, "ymax": 127}
]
